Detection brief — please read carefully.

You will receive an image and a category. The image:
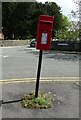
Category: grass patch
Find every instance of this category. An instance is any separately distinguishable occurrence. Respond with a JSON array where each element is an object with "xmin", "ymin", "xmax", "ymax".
[{"xmin": 21, "ymin": 91, "xmax": 53, "ymax": 109}]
